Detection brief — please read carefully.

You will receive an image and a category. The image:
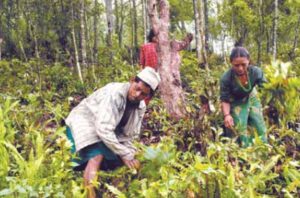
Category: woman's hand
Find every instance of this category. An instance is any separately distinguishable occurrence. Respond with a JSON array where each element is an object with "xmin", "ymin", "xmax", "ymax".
[{"xmin": 224, "ymin": 114, "xmax": 234, "ymax": 128}]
